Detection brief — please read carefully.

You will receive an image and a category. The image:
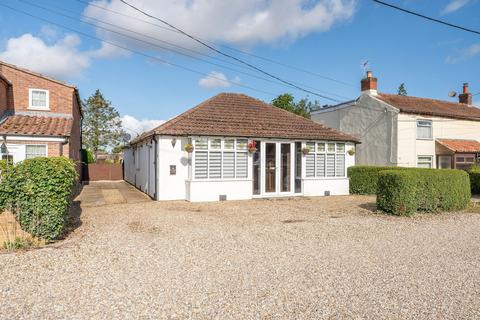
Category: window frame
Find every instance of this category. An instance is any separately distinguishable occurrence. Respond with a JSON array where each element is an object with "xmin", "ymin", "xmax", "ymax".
[
  {"xmin": 192, "ymin": 137, "xmax": 249, "ymax": 181},
  {"xmin": 304, "ymin": 141, "xmax": 347, "ymax": 179},
  {"xmin": 416, "ymin": 155, "xmax": 433, "ymax": 168},
  {"xmin": 25, "ymin": 144, "xmax": 48, "ymax": 159},
  {"xmin": 416, "ymin": 119, "xmax": 433, "ymax": 140},
  {"xmin": 28, "ymin": 88, "xmax": 50, "ymax": 110}
]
